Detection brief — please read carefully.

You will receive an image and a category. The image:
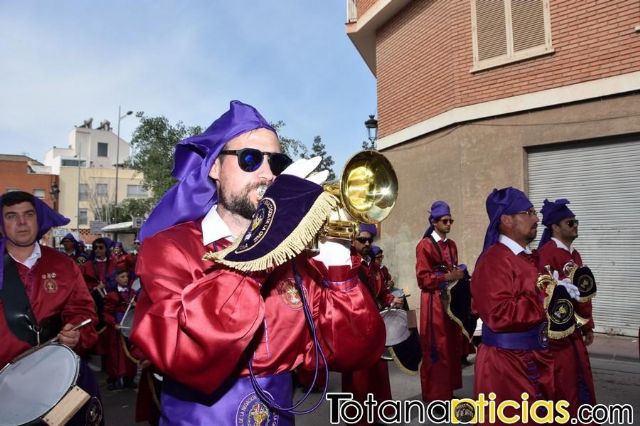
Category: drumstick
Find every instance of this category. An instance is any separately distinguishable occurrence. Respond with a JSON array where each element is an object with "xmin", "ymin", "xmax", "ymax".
[{"xmin": 11, "ymin": 319, "xmax": 93, "ymax": 363}]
